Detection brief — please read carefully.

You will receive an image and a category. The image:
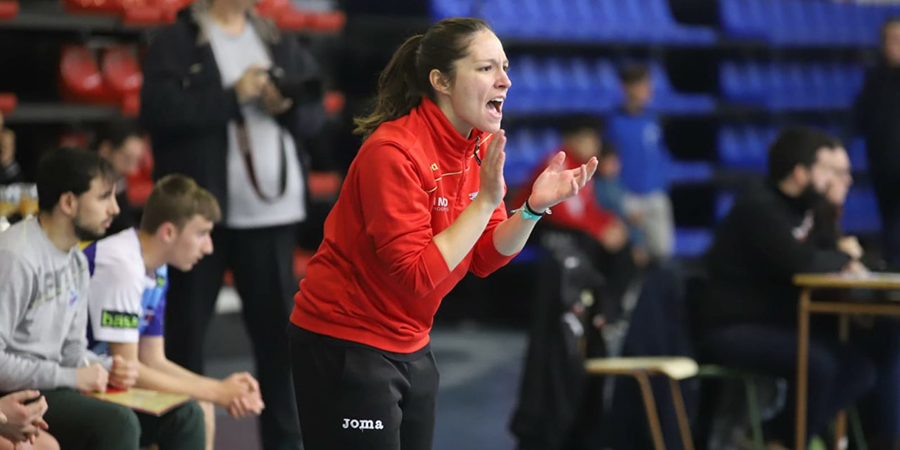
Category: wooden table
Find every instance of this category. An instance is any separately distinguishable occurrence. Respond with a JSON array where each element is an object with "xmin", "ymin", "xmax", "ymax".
[{"xmin": 793, "ymin": 273, "xmax": 900, "ymax": 450}]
